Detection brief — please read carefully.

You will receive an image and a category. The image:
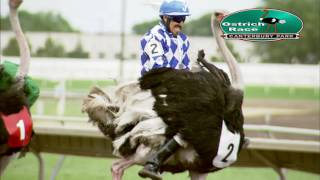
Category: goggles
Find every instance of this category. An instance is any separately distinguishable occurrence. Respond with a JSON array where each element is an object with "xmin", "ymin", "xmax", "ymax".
[{"xmin": 168, "ymin": 16, "xmax": 186, "ymax": 23}]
